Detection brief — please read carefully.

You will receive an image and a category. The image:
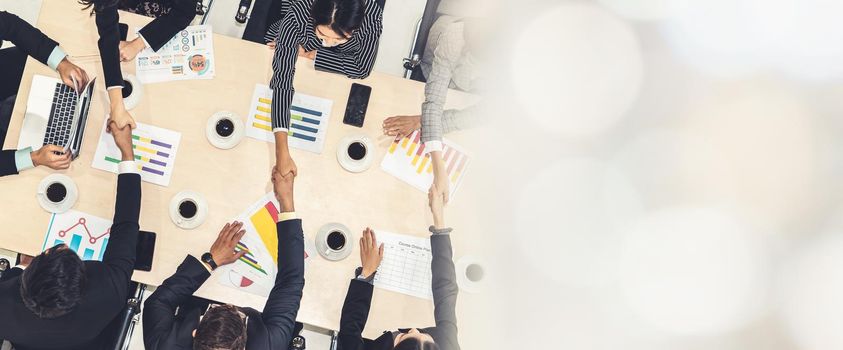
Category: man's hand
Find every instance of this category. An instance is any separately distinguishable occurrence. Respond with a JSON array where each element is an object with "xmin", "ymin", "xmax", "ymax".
[
  {"xmin": 107, "ymin": 120, "xmax": 134, "ymax": 161},
  {"xmin": 430, "ymin": 152, "xmax": 450, "ymax": 204},
  {"xmin": 359, "ymin": 228, "xmax": 384, "ymax": 278},
  {"xmin": 297, "ymin": 45, "xmax": 317, "ymax": 60},
  {"xmin": 31, "ymin": 145, "xmax": 71, "ymax": 170},
  {"xmin": 275, "ymin": 153, "xmax": 298, "ymax": 178},
  {"xmin": 382, "ymin": 115, "xmax": 420, "ymax": 139},
  {"xmin": 56, "ymin": 58, "xmax": 89, "ymax": 93},
  {"xmin": 109, "ymin": 105, "xmax": 137, "ymax": 130},
  {"xmin": 208, "ymin": 221, "xmax": 248, "ymax": 267},
  {"xmin": 429, "ymin": 183, "xmax": 446, "ymax": 229},
  {"xmin": 271, "ymin": 166, "xmax": 295, "ymax": 212},
  {"xmin": 119, "ymin": 38, "xmax": 146, "ymax": 62}
]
